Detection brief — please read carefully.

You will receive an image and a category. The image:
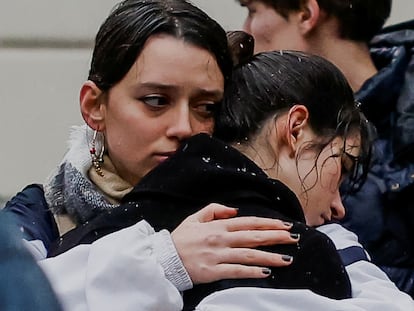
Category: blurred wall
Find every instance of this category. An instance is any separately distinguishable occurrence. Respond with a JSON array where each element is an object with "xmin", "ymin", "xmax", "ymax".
[{"xmin": 0, "ymin": 0, "xmax": 413, "ymax": 200}]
